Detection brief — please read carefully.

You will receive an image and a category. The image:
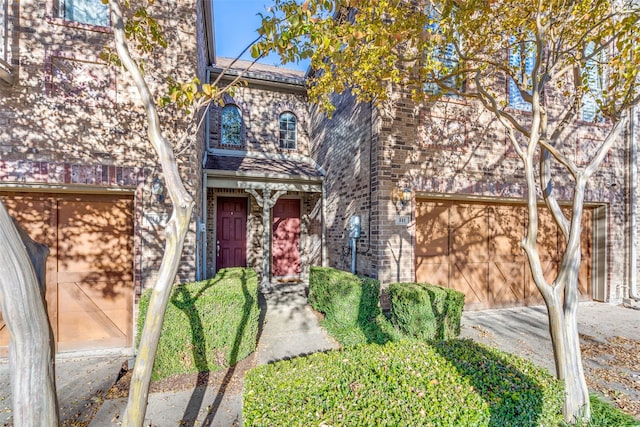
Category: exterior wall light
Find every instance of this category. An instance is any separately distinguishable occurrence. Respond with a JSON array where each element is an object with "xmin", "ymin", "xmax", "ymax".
[{"xmin": 392, "ymin": 187, "xmax": 413, "ymax": 208}]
